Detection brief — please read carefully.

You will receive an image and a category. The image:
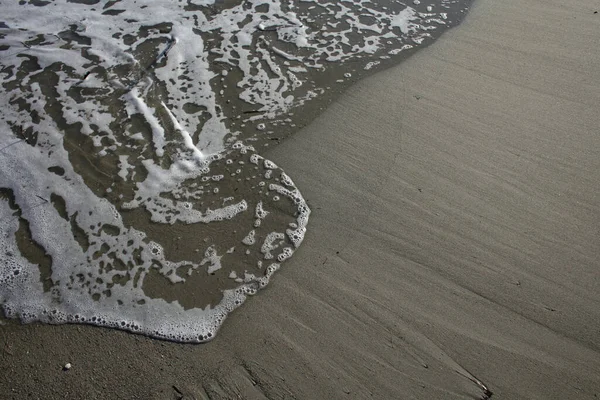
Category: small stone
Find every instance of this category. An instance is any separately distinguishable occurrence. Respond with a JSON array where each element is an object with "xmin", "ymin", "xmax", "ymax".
[{"xmin": 63, "ymin": 363, "xmax": 72, "ymax": 371}]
